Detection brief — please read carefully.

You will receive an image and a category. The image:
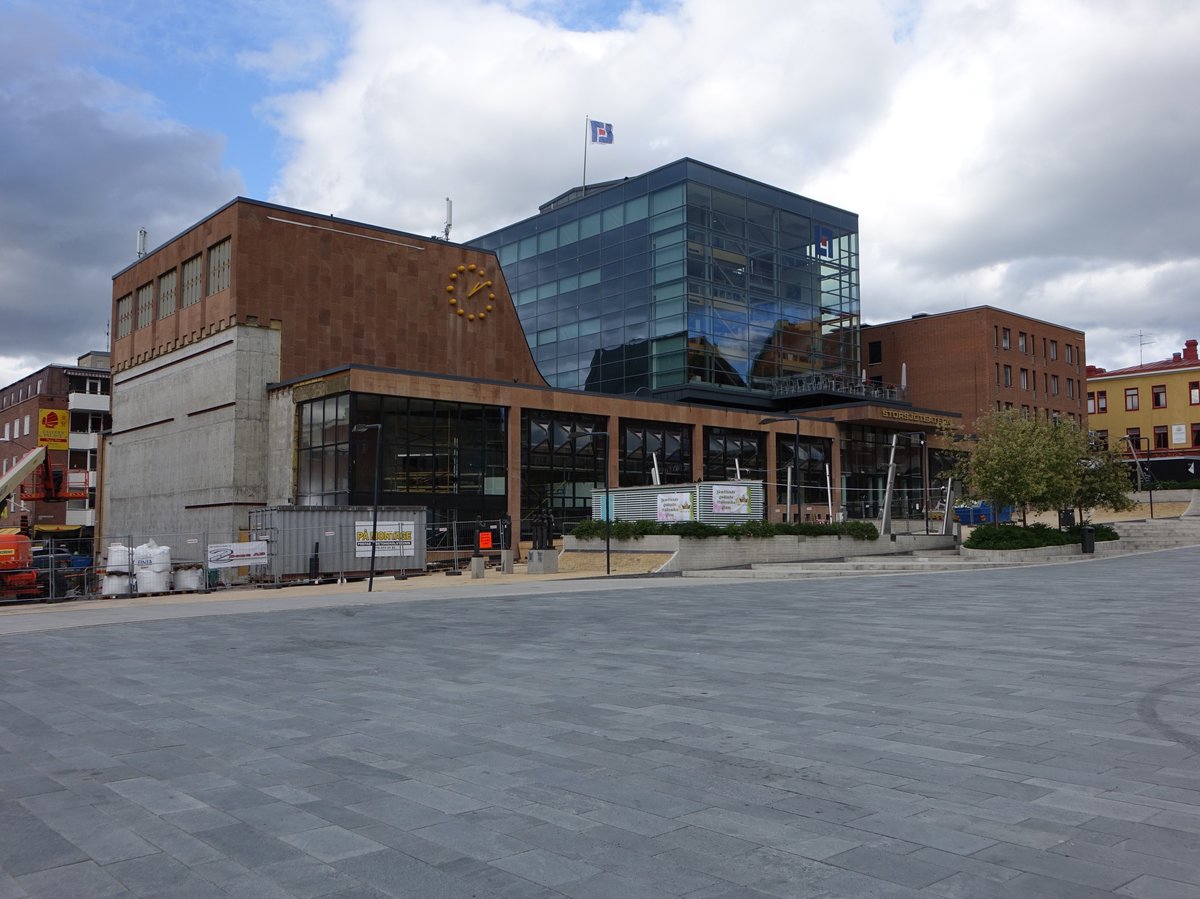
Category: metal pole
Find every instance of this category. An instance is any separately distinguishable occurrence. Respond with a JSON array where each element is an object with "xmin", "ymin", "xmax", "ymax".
[
  {"xmin": 793, "ymin": 418, "xmax": 801, "ymax": 524},
  {"xmin": 369, "ymin": 425, "xmax": 380, "ymax": 592},
  {"xmin": 603, "ymin": 433, "xmax": 611, "ymax": 576},
  {"xmin": 922, "ymin": 433, "xmax": 929, "ymax": 535}
]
